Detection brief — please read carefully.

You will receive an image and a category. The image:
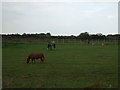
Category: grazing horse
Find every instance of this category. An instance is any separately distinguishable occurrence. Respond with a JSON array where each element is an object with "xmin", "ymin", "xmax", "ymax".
[
  {"xmin": 47, "ymin": 41, "xmax": 56, "ymax": 50},
  {"xmin": 26, "ymin": 53, "xmax": 45, "ymax": 63}
]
